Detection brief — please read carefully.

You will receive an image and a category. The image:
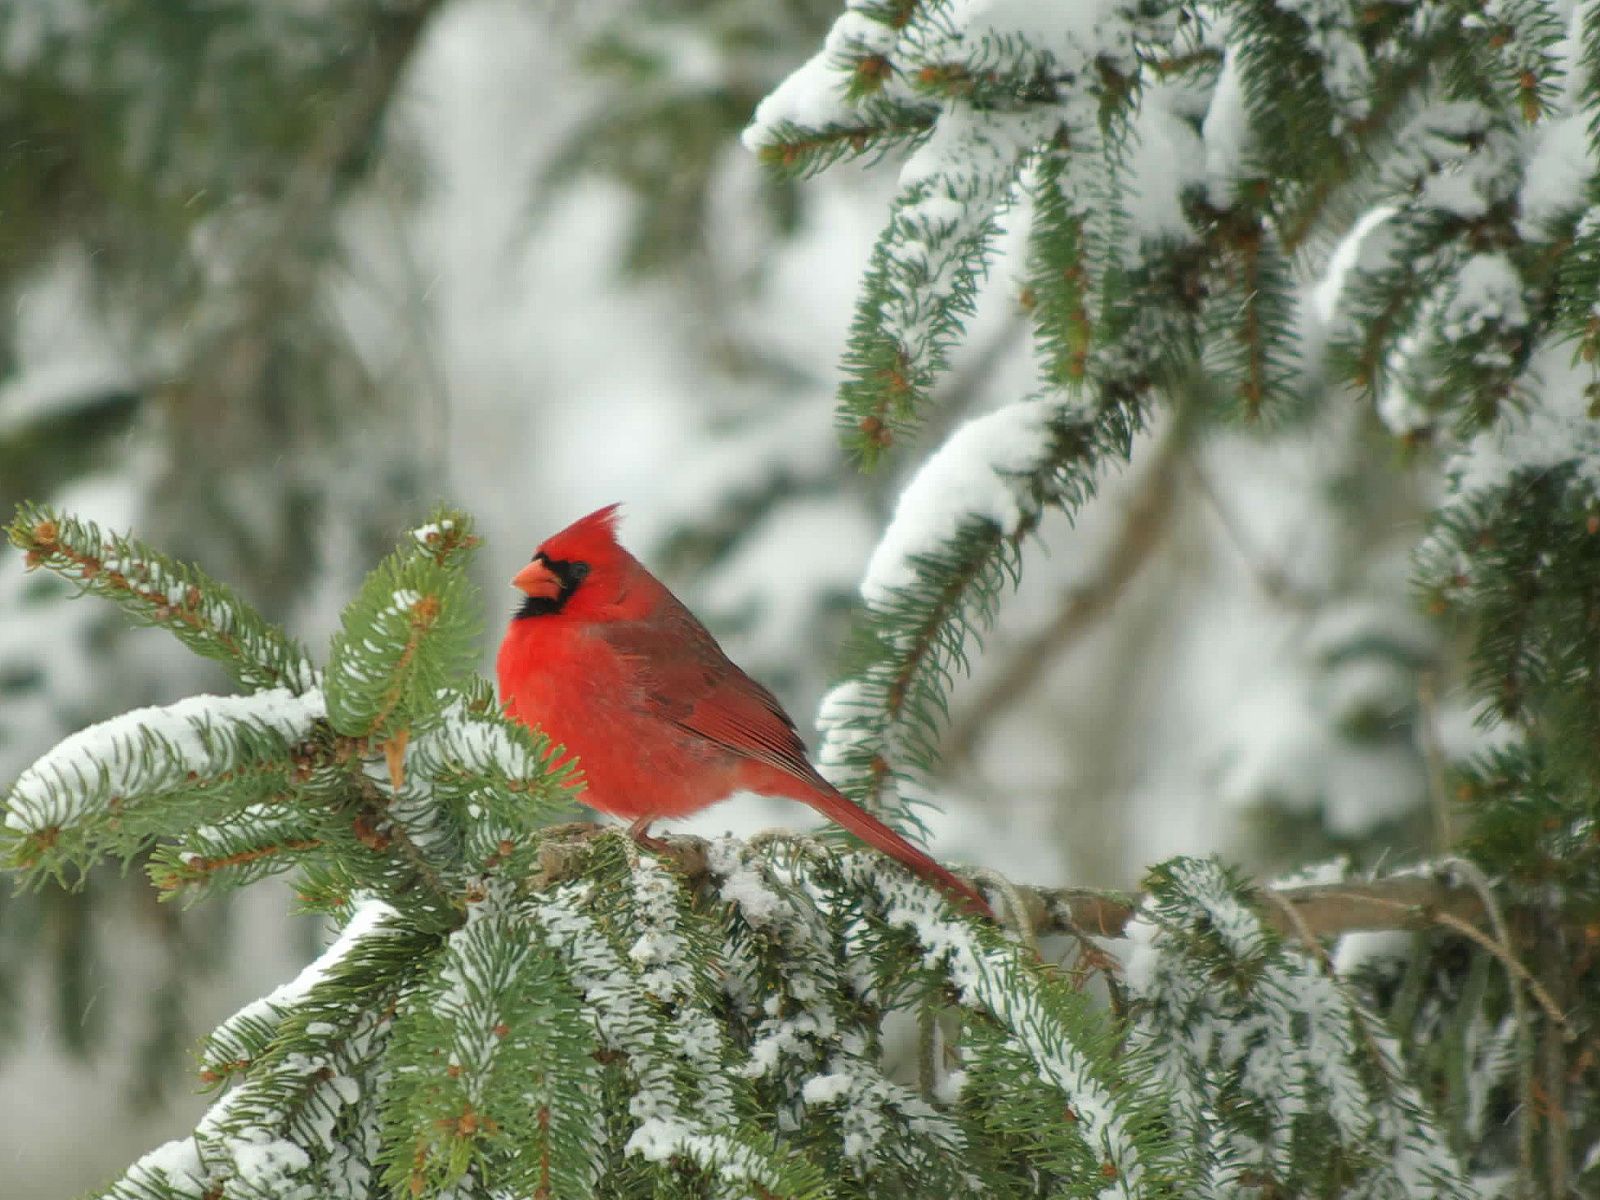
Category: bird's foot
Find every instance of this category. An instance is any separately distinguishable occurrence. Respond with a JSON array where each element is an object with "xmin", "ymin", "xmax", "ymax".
[{"xmin": 626, "ymin": 816, "xmax": 671, "ymax": 855}]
